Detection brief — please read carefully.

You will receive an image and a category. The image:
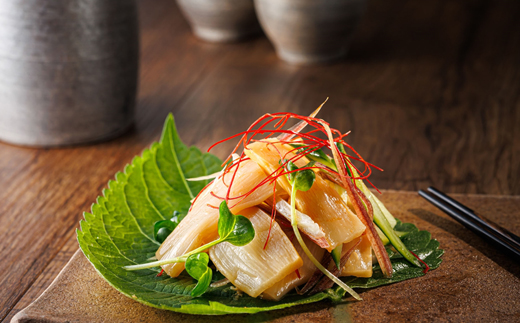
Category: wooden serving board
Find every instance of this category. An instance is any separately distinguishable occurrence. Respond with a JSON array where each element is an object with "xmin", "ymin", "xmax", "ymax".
[{"xmin": 12, "ymin": 191, "xmax": 520, "ymax": 322}]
